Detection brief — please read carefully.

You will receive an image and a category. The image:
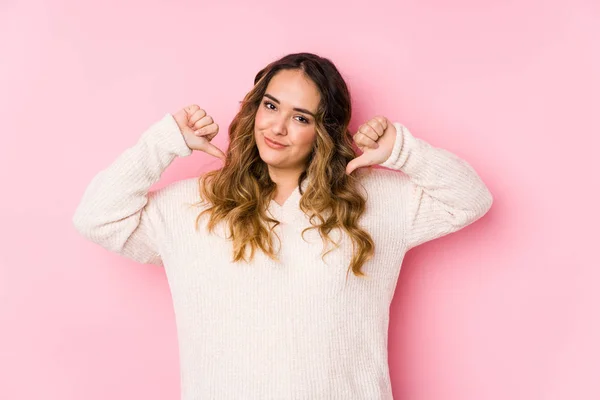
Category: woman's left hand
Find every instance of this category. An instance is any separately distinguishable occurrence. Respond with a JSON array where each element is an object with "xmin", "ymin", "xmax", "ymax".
[{"xmin": 346, "ymin": 116, "xmax": 397, "ymax": 174}]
